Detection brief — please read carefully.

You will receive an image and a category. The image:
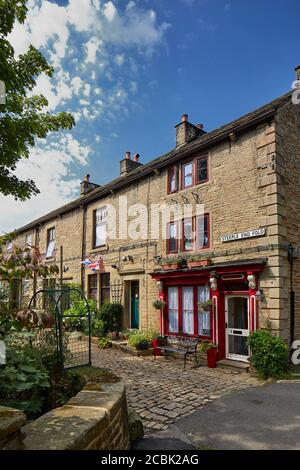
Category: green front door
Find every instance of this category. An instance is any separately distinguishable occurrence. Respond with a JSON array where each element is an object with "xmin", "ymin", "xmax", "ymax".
[{"xmin": 131, "ymin": 281, "xmax": 139, "ymax": 328}]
